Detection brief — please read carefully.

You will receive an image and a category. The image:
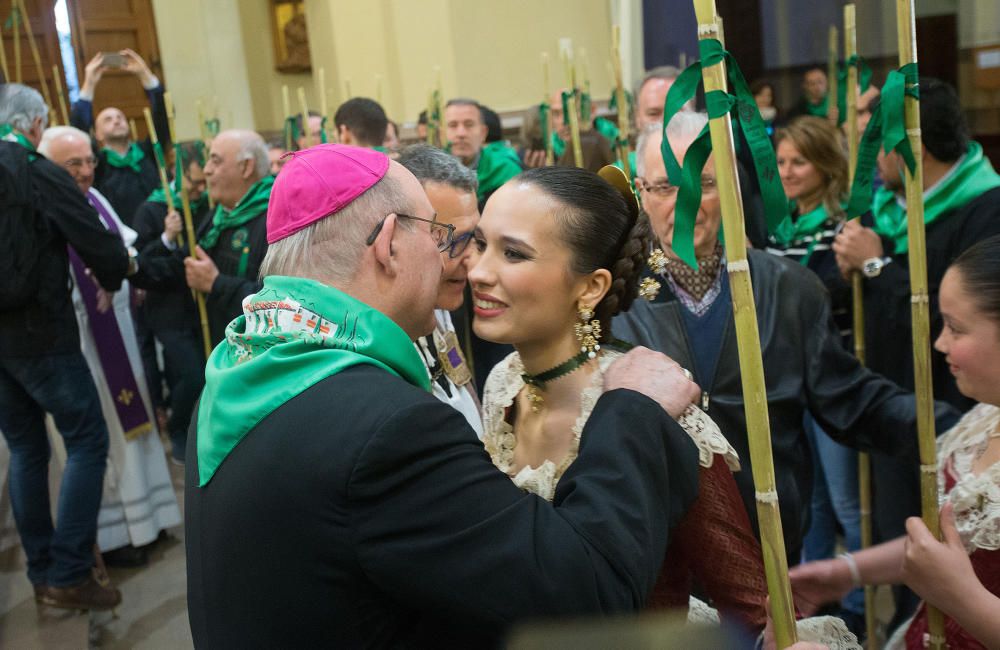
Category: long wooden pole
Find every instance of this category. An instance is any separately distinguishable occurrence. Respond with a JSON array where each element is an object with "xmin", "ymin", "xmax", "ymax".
[
  {"xmin": 281, "ymin": 85, "xmax": 292, "ymax": 151},
  {"xmin": 52, "ymin": 65, "xmax": 69, "ymax": 125},
  {"xmin": 17, "ymin": 0, "xmax": 50, "ymax": 108},
  {"xmin": 843, "ymin": 6, "xmax": 878, "ymax": 648},
  {"xmin": 161, "ymin": 94, "xmax": 212, "ymax": 359},
  {"xmin": 195, "ymin": 100, "xmax": 216, "ymax": 211},
  {"xmin": 0, "ymin": 19, "xmax": 8, "ymax": 82},
  {"xmin": 12, "ymin": 1, "xmax": 21, "ymax": 84},
  {"xmin": 895, "ymin": 0, "xmax": 944, "ymax": 647},
  {"xmin": 827, "ymin": 26, "xmax": 839, "ymax": 124},
  {"xmin": 541, "ymin": 52, "xmax": 554, "ymax": 166},
  {"xmin": 317, "ymin": 67, "xmax": 329, "ymax": 142},
  {"xmin": 297, "ymin": 86, "xmax": 311, "ymax": 148},
  {"xmin": 611, "ymin": 25, "xmax": 632, "ymax": 180},
  {"xmin": 561, "ymin": 50, "xmax": 584, "ymax": 168},
  {"xmin": 691, "ymin": 1, "xmax": 797, "ymax": 646}
]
